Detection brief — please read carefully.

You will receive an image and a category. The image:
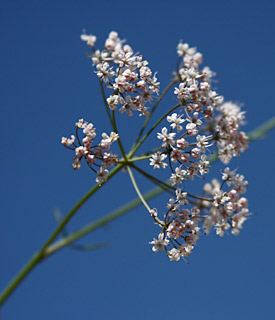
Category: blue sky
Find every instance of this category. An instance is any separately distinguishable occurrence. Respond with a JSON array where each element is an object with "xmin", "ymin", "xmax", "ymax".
[{"xmin": 0, "ymin": 0, "xmax": 274, "ymax": 319}]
